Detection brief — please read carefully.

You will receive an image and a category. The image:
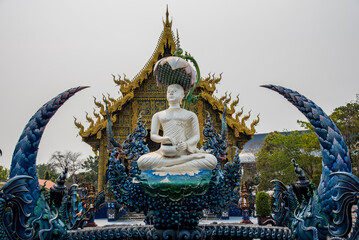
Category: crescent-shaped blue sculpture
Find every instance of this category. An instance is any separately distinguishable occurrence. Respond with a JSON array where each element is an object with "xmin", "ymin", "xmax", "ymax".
[
  {"xmin": 262, "ymin": 84, "xmax": 354, "ymax": 239},
  {"xmin": 2, "ymin": 87, "xmax": 87, "ymax": 240}
]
